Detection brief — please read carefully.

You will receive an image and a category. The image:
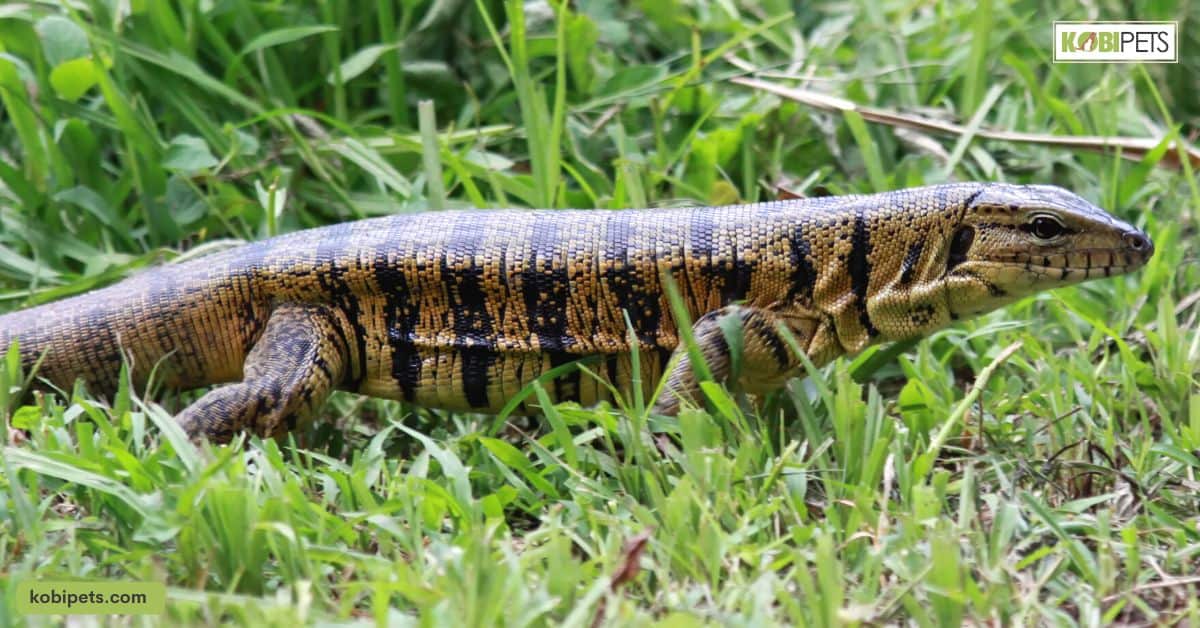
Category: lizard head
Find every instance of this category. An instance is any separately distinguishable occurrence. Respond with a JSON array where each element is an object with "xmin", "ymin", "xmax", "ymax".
[{"xmin": 943, "ymin": 183, "xmax": 1153, "ymax": 317}]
